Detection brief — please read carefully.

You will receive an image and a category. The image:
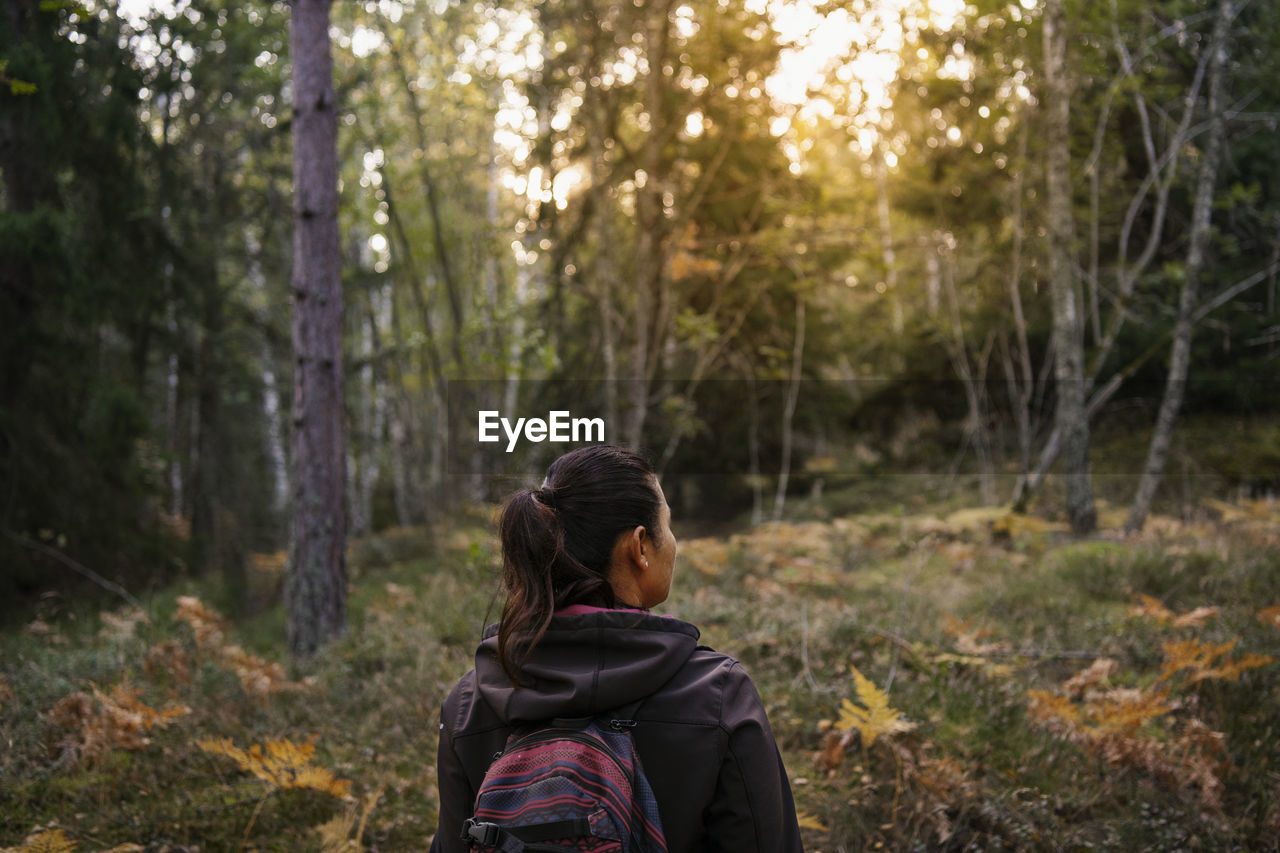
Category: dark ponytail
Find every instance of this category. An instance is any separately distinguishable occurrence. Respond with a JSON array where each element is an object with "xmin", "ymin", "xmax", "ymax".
[{"xmin": 496, "ymin": 445, "xmax": 663, "ymax": 684}]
